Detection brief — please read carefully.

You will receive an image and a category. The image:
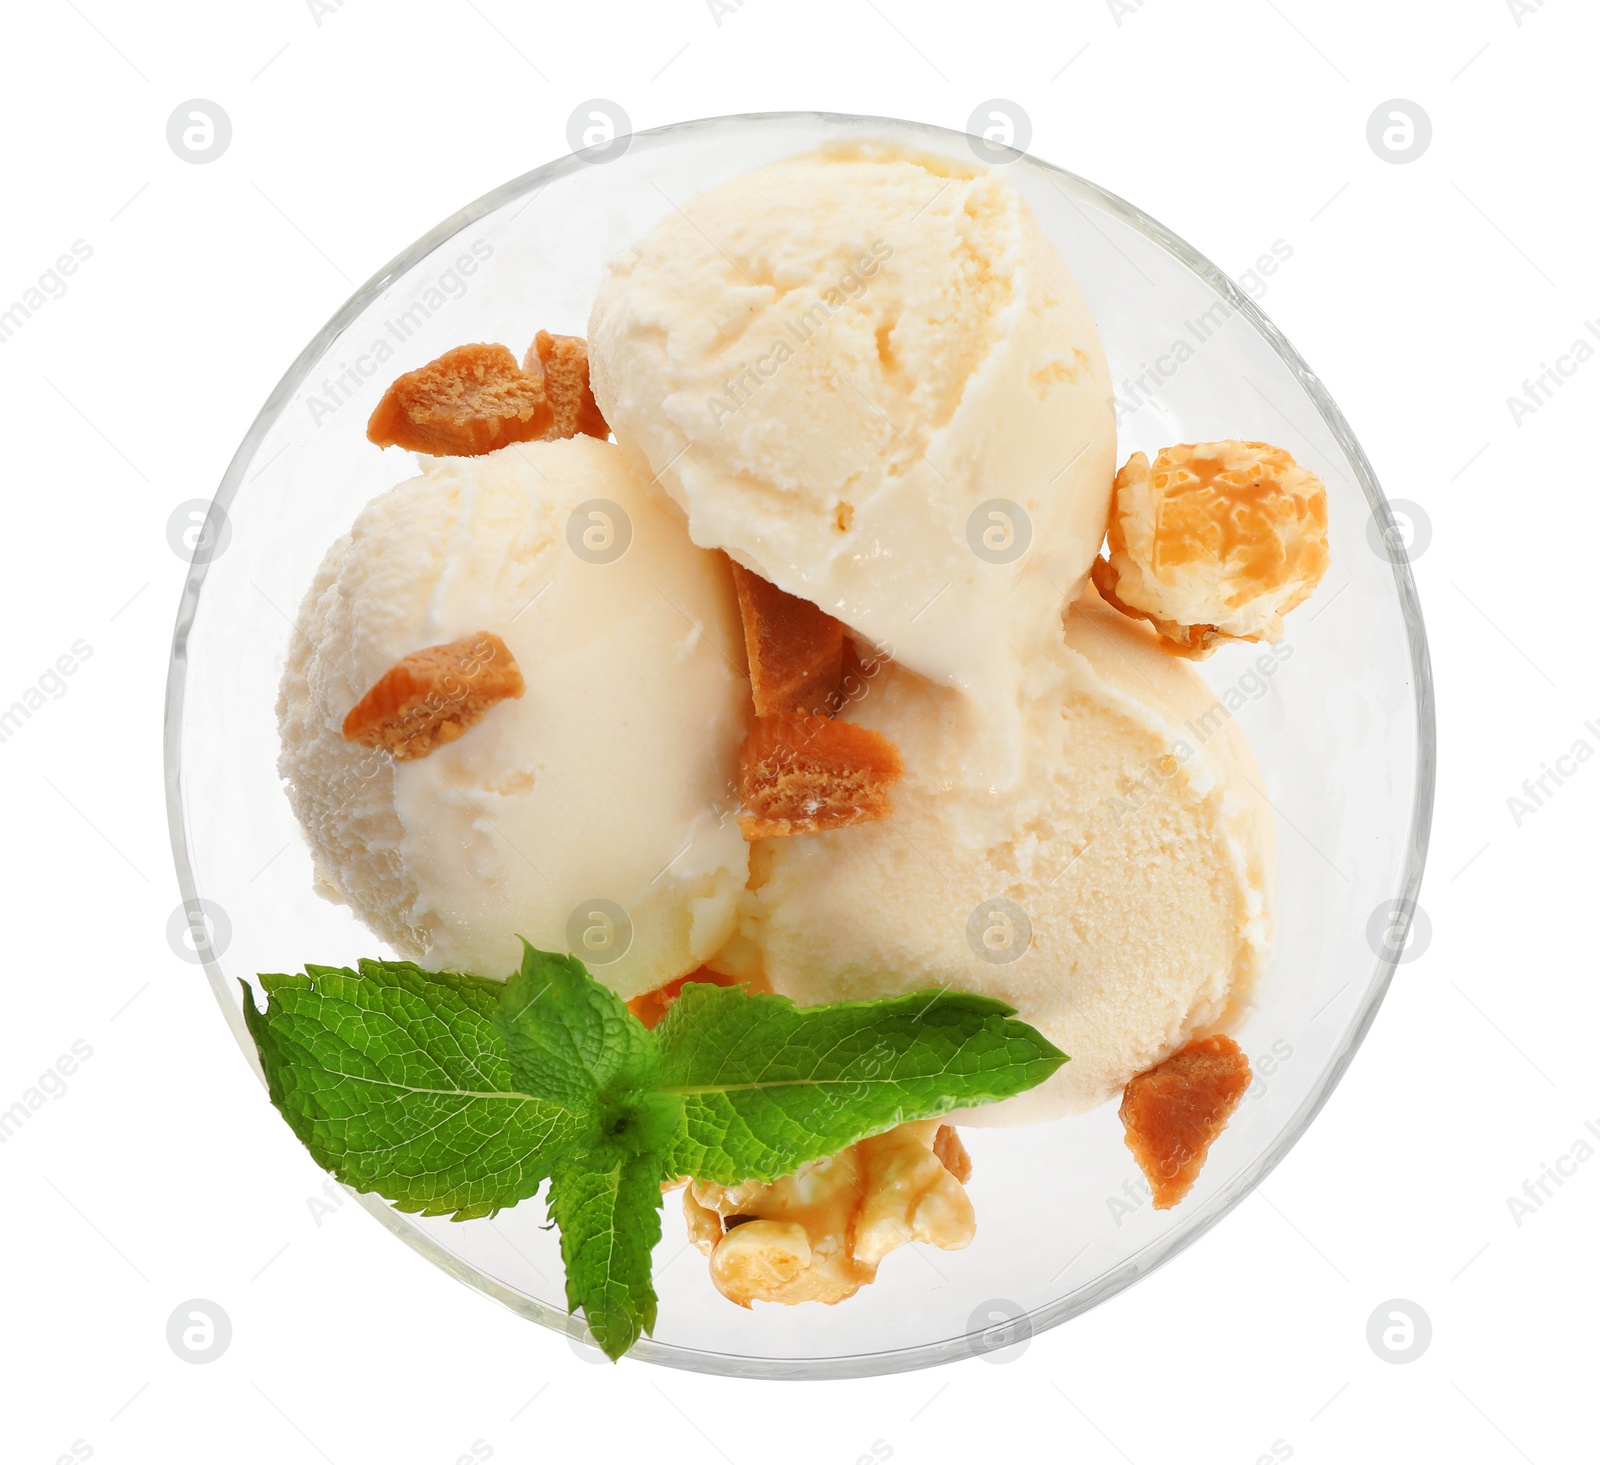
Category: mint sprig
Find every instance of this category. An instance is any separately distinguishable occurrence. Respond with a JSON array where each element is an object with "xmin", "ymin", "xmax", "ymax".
[
  {"xmin": 496, "ymin": 946, "xmax": 659, "ymax": 1114},
  {"xmin": 658, "ymin": 981, "xmax": 1066, "ymax": 1184},
  {"xmin": 241, "ymin": 961, "xmax": 586, "ymax": 1221},
  {"xmin": 546, "ymin": 1143, "xmax": 667, "ymax": 1356},
  {"xmin": 243, "ymin": 942, "xmax": 1067, "ymax": 1359}
]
